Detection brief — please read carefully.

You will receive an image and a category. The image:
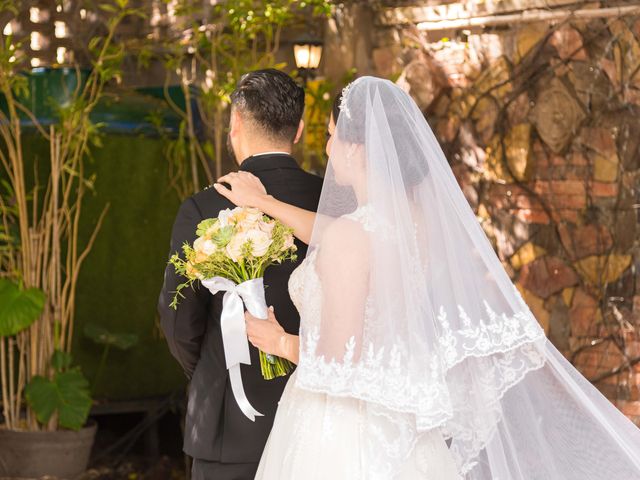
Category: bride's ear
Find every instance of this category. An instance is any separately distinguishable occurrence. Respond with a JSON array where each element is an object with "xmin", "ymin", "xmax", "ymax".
[
  {"xmin": 347, "ymin": 143, "xmax": 364, "ymax": 164},
  {"xmin": 293, "ymin": 119, "xmax": 305, "ymax": 144}
]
